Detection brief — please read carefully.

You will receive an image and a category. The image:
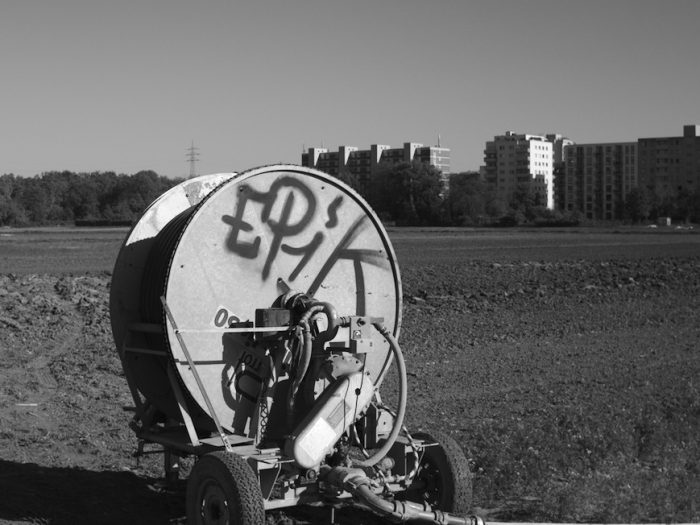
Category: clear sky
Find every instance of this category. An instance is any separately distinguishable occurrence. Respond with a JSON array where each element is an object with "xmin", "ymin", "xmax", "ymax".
[{"xmin": 2, "ymin": 0, "xmax": 699, "ymax": 178}]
